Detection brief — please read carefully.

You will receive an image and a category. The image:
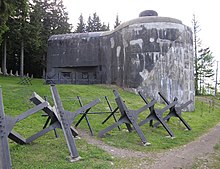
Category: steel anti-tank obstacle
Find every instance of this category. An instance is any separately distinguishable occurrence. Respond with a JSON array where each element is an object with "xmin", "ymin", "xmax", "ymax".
[
  {"xmin": 138, "ymin": 91, "xmax": 178, "ymax": 138},
  {"xmin": 75, "ymin": 95, "xmax": 121, "ymax": 136},
  {"xmin": 99, "ymin": 90, "xmax": 156, "ymax": 145},
  {"xmin": 153, "ymin": 92, "xmax": 193, "ymax": 130},
  {"xmin": 0, "ymin": 85, "xmax": 100, "ymax": 168},
  {"xmin": 0, "ymin": 87, "xmax": 12, "ymax": 169},
  {"xmin": 0, "ymin": 85, "xmax": 194, "ymax": 168}
]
